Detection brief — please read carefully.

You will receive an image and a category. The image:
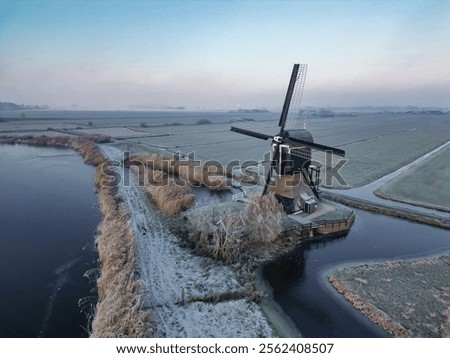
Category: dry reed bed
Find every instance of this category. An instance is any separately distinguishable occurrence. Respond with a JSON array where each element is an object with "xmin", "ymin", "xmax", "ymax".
[
  {"xmin": 129, "ymin": 164, "xmax": 195, "ymax": 216},
  {"xmin": 0, "ymin": 134, "xmax": 111, "ymax": 166},
  {"xmin": 130, "ymin": 154, "xmax": 232, "ymax": 191},
  {"xmin": 148, "ymin": 183, "xmax": 195, "ymax": 216},
  {"xmin": 91, "ymin": 165, "xmax": 151, "ymax": 337}
]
